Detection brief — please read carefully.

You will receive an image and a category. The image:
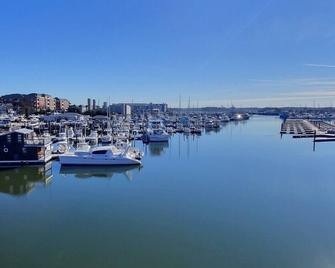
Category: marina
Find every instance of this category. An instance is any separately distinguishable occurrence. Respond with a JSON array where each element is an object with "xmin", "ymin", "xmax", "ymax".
[
  {"xmin": 1, "ymin": 1, "xmax": 334, "ymax": 266},
  {"xmin": 1, "ymin": 116, "xmax": 335, "ymax": 268},
  {"xmin": 0, "ymin": 109, "xmax": 250, "ymax": 166}
]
